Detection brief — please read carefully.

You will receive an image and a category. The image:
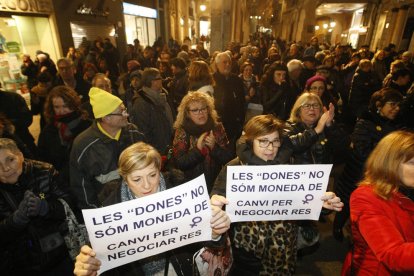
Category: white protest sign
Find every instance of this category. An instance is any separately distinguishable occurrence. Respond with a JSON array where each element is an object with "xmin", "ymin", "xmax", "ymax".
[
  {"xmin": 226, "ymin": 164, "xmax": 332, "ymax": 222},
  {"xmin": 82, "ymin": 175, "xmax": 212, "ymax": 274}
]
